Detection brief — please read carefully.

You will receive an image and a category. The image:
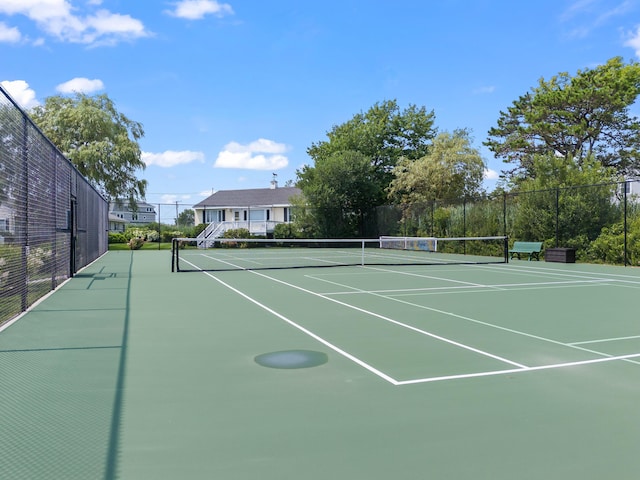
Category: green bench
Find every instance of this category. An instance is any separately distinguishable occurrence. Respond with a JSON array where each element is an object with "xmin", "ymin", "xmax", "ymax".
[{"xmin": 509, "ymin": 241, "xmax": 543, "ymax": 261}]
